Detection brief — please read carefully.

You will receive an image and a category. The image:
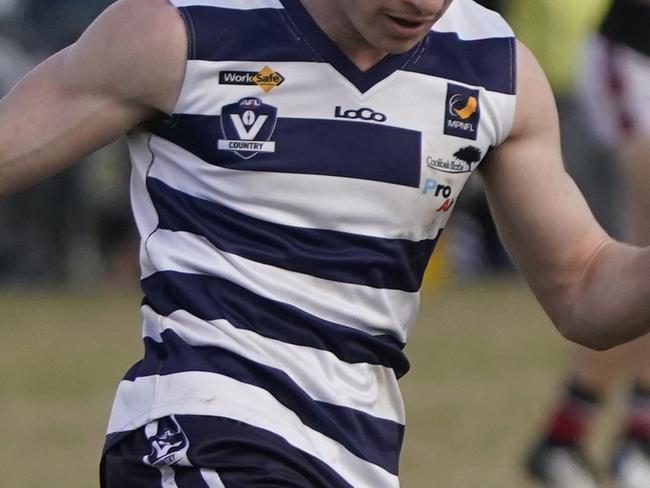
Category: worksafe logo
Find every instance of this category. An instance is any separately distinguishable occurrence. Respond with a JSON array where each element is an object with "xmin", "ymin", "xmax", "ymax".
[
  {"xmin": 219, "ymin": 66, "xmax": 285, "ymax": 93},
  {"xmin": 444, "ymin": 83, "xmax": 480, "ymax": 140},
  {"xmin": 218, "ymin": 97, "xmax": 278, "ymax": 159}
]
